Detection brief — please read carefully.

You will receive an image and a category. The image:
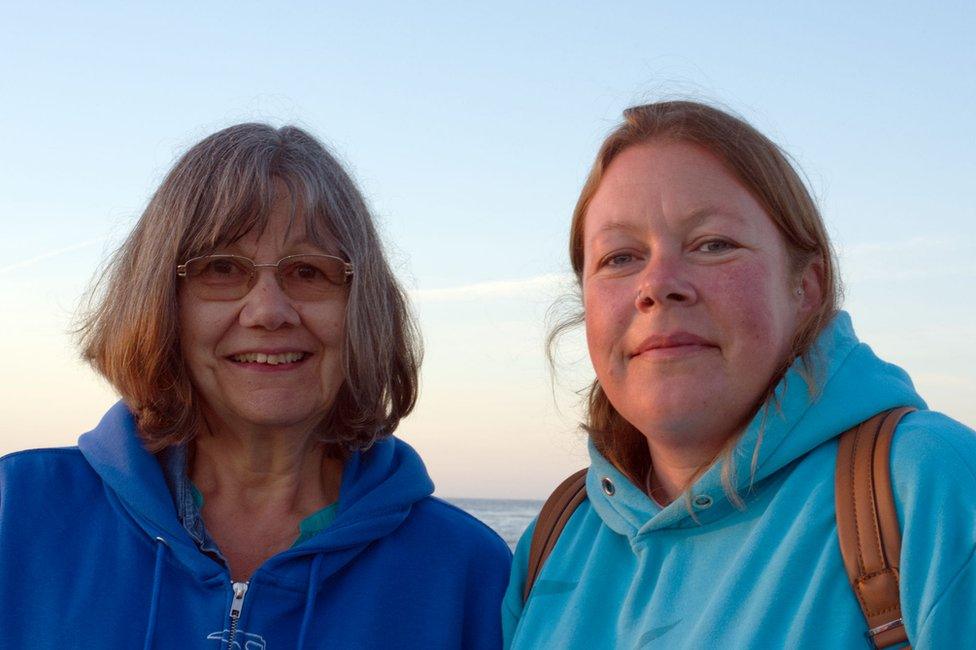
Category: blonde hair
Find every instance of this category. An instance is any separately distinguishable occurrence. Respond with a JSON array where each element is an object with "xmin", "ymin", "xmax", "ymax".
[
  {"xmin": 78, "ymin": 123, "xmax": 421, "ymax": 451},
  {"xmin": 551, "ymin": 101, "xmax": 840, "ymax": 494}
]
